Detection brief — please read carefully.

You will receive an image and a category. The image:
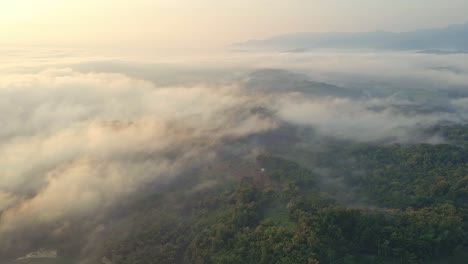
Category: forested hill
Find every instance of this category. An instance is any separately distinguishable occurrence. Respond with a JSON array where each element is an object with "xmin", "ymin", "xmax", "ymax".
[{"xmin": 102, "ymin": 125, "xmax": 468, "ymax": 264}]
